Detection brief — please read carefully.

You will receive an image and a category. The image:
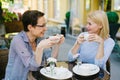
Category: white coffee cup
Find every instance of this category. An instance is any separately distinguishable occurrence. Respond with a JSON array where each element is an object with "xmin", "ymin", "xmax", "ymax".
[
  {"xmin": 84, "ymin": 33, "xmax": 89, "ymax": 41},
  {"xmin": 49, "ymin": 36, "xmax": 60, "ymax": 43}
]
